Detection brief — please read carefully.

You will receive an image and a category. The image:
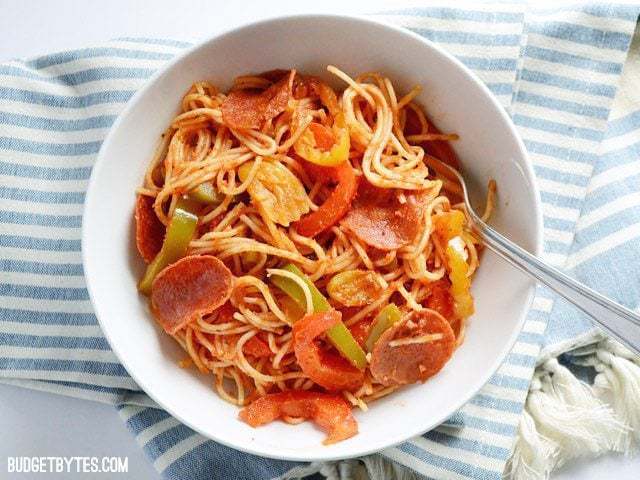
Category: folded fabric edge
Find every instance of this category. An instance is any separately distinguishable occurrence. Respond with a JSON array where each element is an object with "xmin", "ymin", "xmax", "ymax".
[
  {"xmin": 0, "ymin": 377, "xmax": 157, "ymax": 408},
  {"xmin": 504, "ymin": 7, "xmax": 640, "ymax": 477}
]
